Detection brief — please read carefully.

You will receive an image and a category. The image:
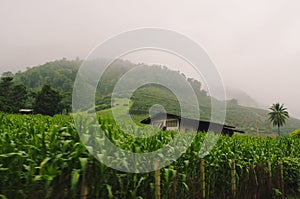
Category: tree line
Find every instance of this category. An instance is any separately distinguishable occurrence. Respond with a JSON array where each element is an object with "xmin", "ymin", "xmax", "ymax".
[{"xmin": 0, "ymin": 72, "xmax": 71, "ymax": 116}]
